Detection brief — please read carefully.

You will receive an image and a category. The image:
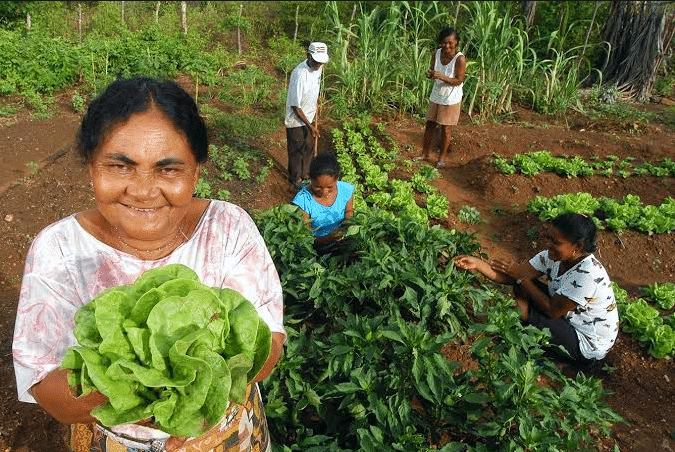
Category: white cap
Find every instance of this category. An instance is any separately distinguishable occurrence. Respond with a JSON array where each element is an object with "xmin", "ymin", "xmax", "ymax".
[{"xmin": 308, "ymin": 42, "xmax": 329, "ymax": 64}]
